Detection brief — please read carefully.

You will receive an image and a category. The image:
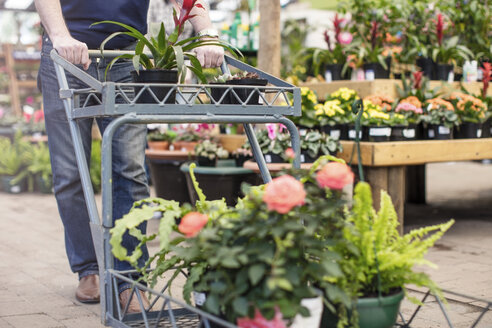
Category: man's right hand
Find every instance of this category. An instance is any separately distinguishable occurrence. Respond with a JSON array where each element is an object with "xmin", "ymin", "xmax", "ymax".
[{"xmin": 52, "ymin": 35, "xmax": 91, "ymax": 70}]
